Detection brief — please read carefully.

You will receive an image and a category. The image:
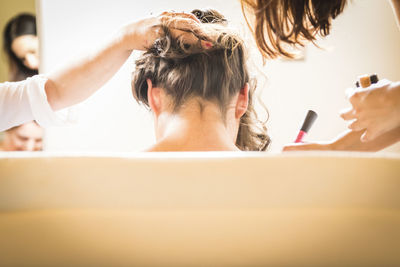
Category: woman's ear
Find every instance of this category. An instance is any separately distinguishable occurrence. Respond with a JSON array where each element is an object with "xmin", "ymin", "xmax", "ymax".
[
  {"xmin": 235, "ymin": 83, "xmax": 249, "ymax": 119},
  {"xmin": 147, "ymin": 79, "xmax": 162, "ymax": 116}
]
